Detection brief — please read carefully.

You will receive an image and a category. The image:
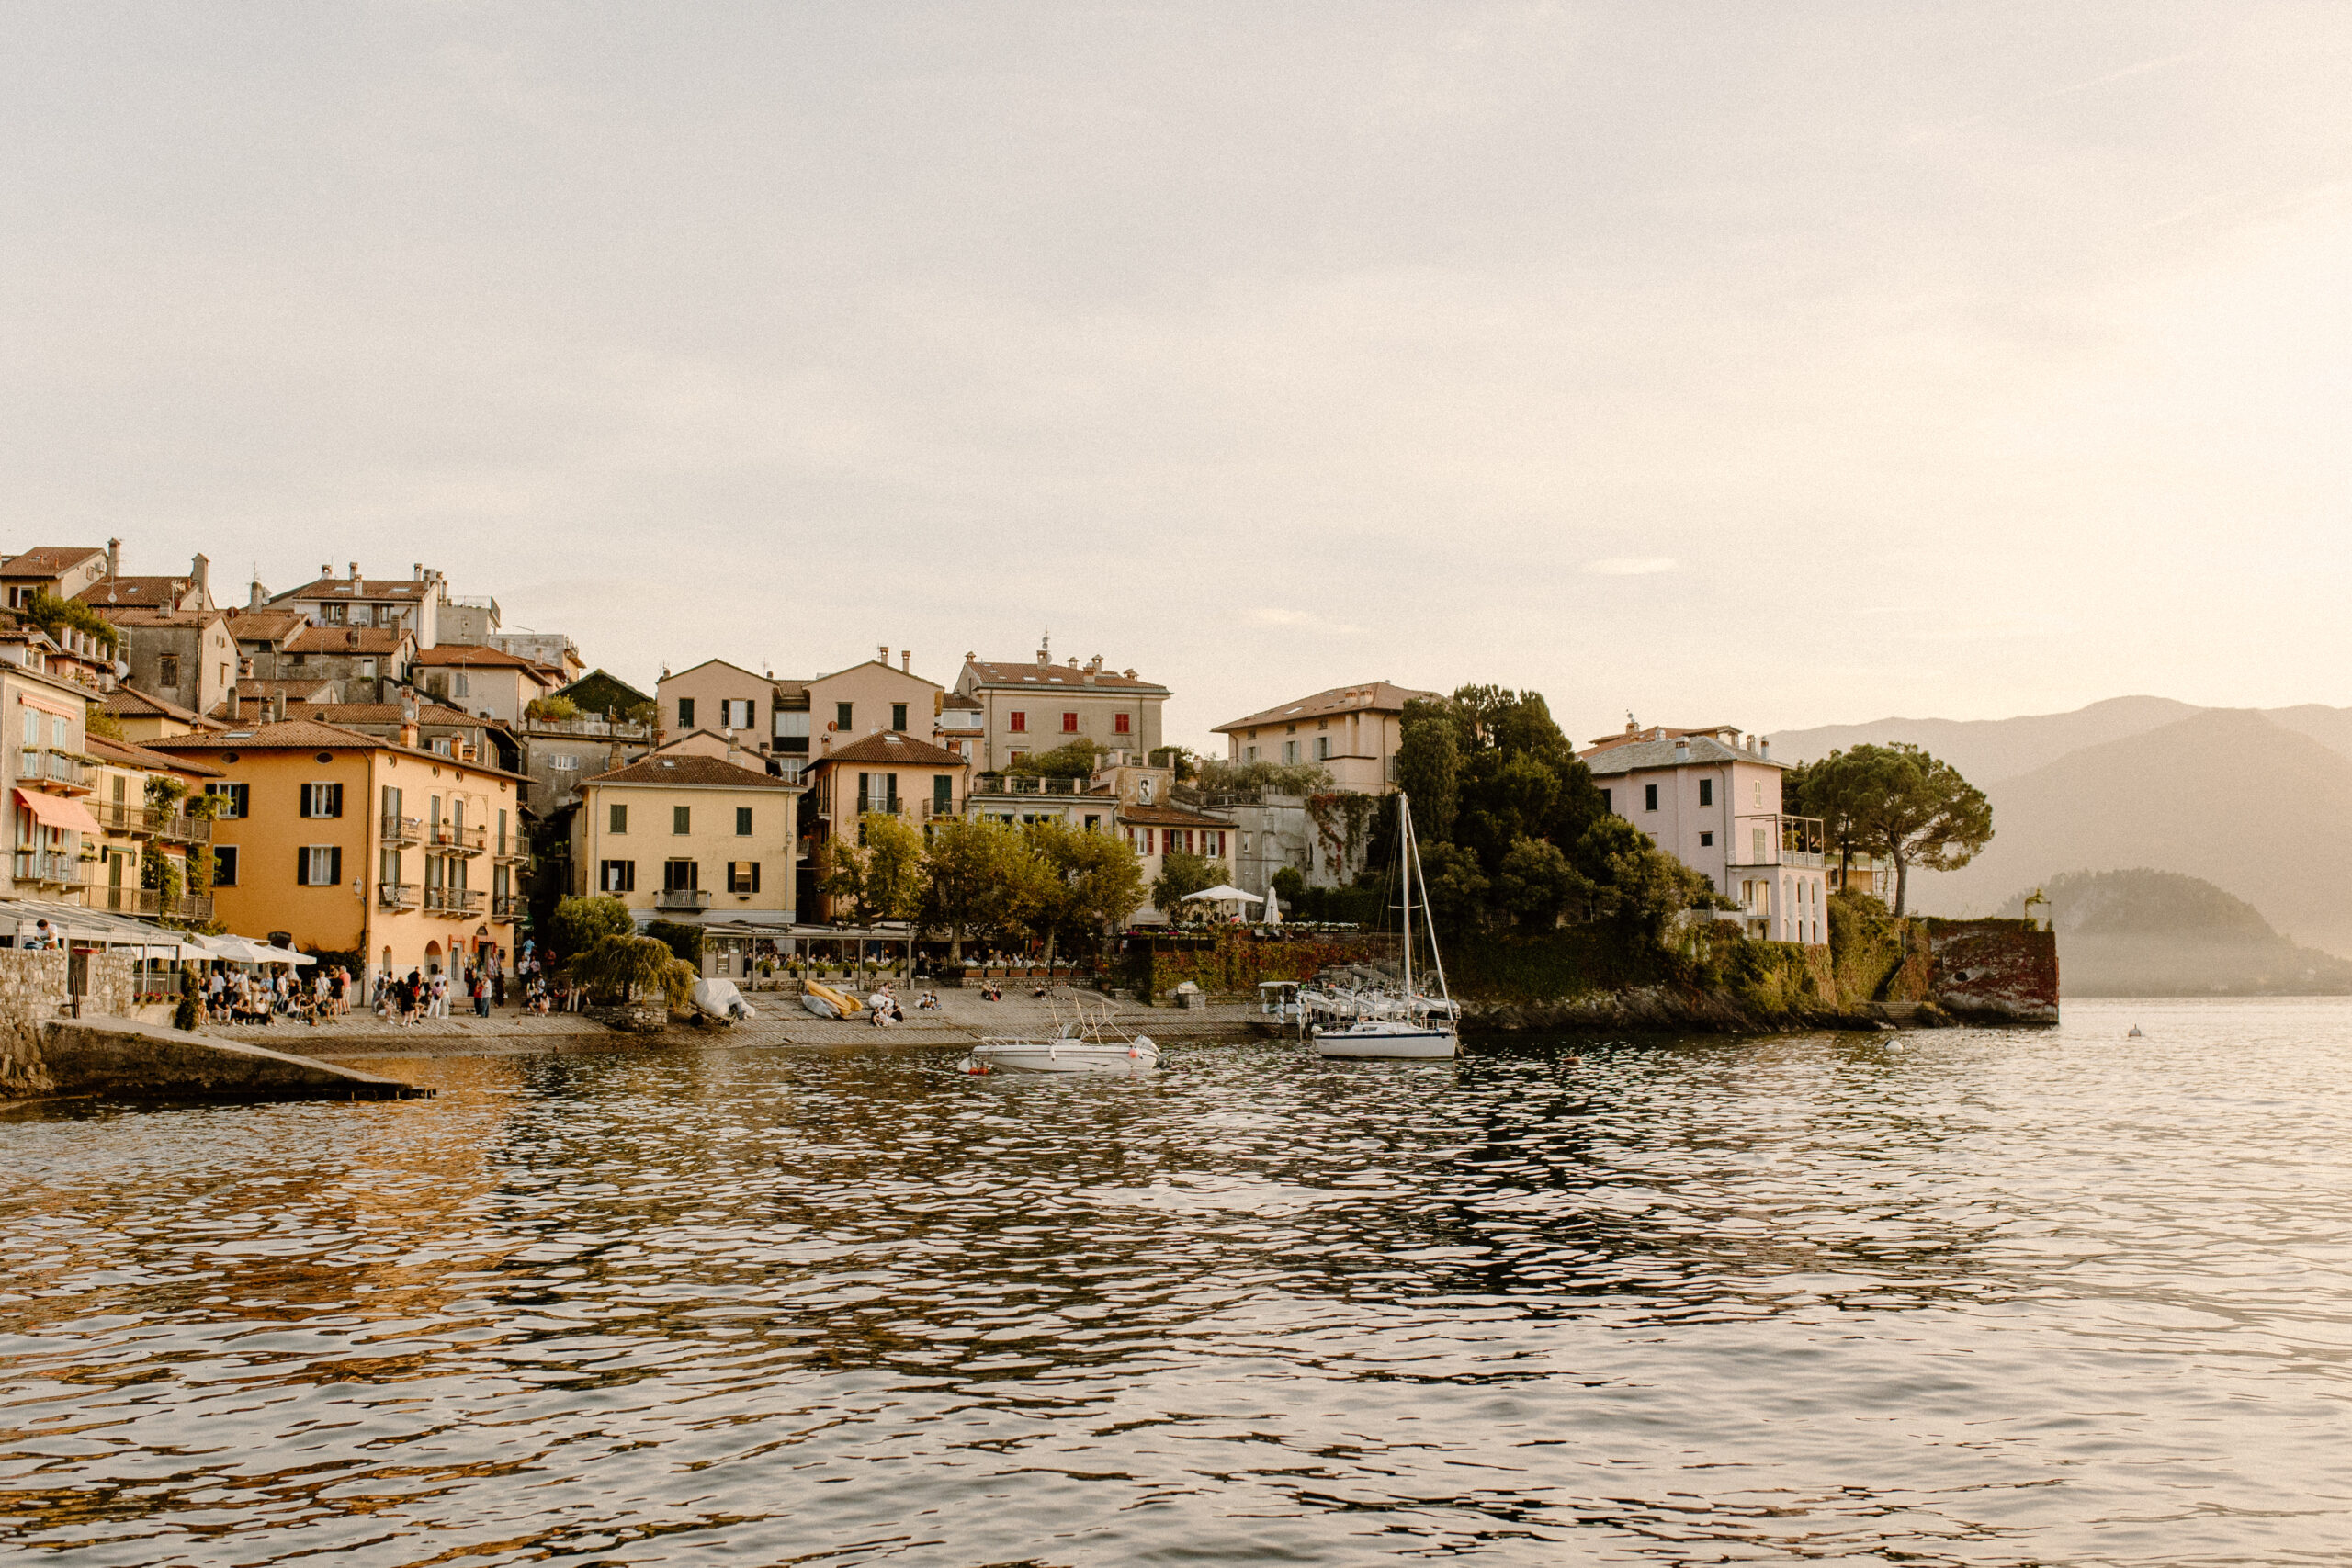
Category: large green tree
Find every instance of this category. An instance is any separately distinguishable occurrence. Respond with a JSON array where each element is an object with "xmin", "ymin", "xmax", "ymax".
[
  {"xmin": 921, "ymin": 818, "xmax": 1042, "ymax": 960},
  {"xmin": 822, "ymin": 811, "xmax": 927, "ymax": 924},
  {"xmin": 1150, "ymin": 850, "xmax": 1224, "ymax": 917},
  {"xmin": 1788, "ymin": 743, "xmax": 1992, "ymax": 916},
  {"xmin": 548, "ymin": 893, "xmax": 634, "ymax": 957},
  {"xmin": 1024, "ymin": 821, "xmax": 1147, "ymax": 966}
]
